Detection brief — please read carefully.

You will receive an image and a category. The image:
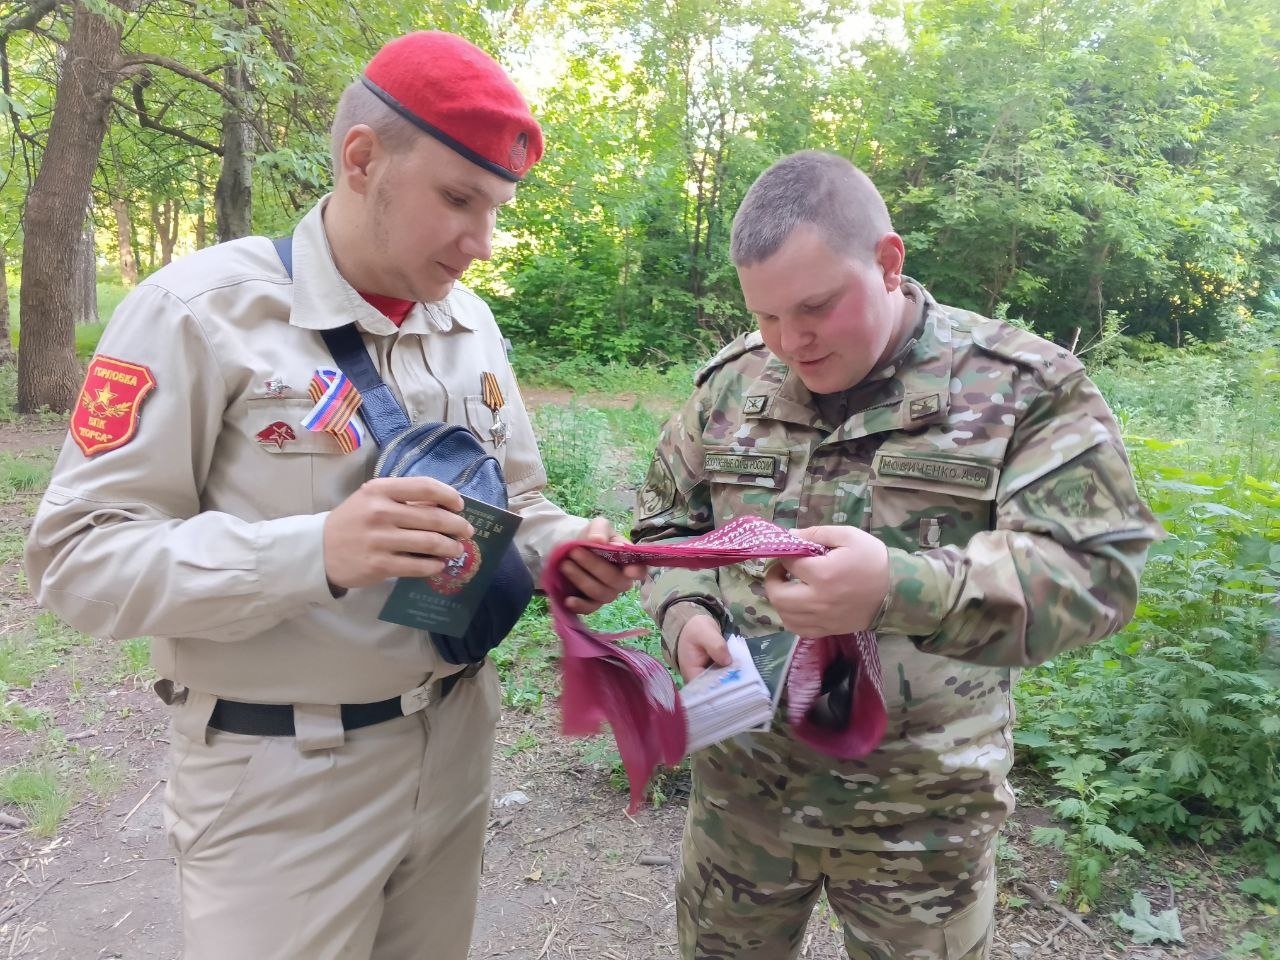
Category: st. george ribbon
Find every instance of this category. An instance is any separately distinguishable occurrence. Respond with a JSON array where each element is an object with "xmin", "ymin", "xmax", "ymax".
[{"xmin": 542, "ymin": 516, "xmax": 888, "ymax": 813}]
